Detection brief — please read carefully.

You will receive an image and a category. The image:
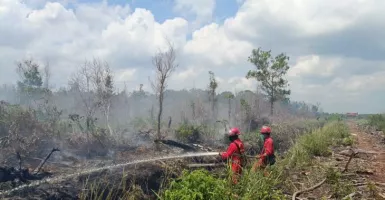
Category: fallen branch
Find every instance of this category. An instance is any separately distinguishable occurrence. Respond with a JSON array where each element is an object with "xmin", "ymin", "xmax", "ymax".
[
  {"xmin": 33, "ymin": 148, "xmax": 60, "ymax": 175},
  {"xmin": 340, "ymin": 173, "xmax": 356, "ymax": 177},
  {"xmin": 154, "ymin": 139, "xmax": 197, "ymax": 152},
  {"xmin": 342, "ymin": 150, "xmax": 358, "ymax": 173},
  {"xmin": 16, "ymin": 151, "xmax": 22, "ymax": 171},
  {"xmin": 157, "ymin": 160, "xmax": 167, "ymax": 166},
  {"xmin": 292, "ymin": 178, "xmax": 327, "ymax": 200},
  {"xmin": 353, "ymin": 182, "xmax": 385, "ymax": 187},
  {"xmin": 342, "ymin": 192, "xmax": 356, "ymax": 200},
  {"xmin": 338, "ymin": 149, "xmax": 385, "ymax": 157},
  {"xmin": 192, "ymin": 144, "xmax": 214, "ymax": 152}
]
